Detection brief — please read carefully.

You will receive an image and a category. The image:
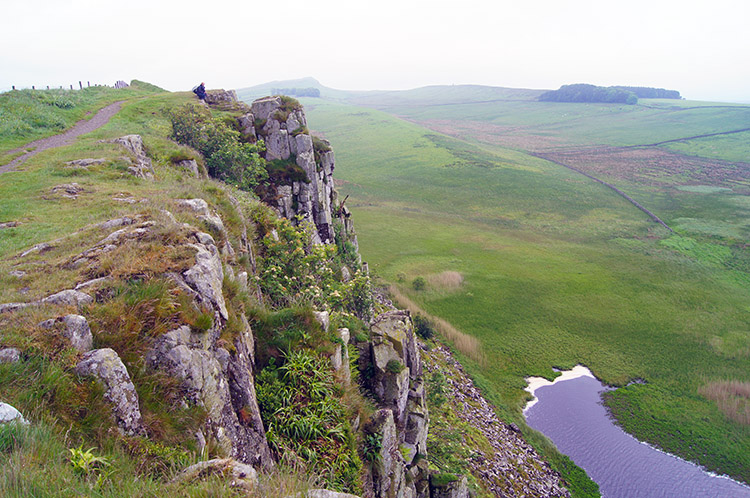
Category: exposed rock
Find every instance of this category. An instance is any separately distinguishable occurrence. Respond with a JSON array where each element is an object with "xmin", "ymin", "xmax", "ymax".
[
  {"xmin": 305, "ymin": 490, "xmax": 362, "ymax": 498},
  {"xmin": 176, "ymin": 159, "xmax": 201, "ymax": 178},
  {"xmin": 0, "ymin": 303, "xmax": 29, "ymax": 314},
  {"xmin": 0, "ymin": 221, "xmax": 21, "ymax": 229},
  {"xmin": 370, "ymin": 409, "xmax": 409, "ymax": 498},
  {"xmin": 430, "ymin": 475, "xmax": 469, "ymax": 498},
  {"xmin": 173, "ymin": 458, "xmax": 257, "ymax": 491},
  {"xmin": 332, "ymin": 328, "xmax": 351, "ymax": 384},
  {"xmin": 205, "ymin": 89, "xmax": 239, "ymax": 107},
  {"xmin": 41, "ymin": 289, "xmax": 93, "ymax": 307},
  {"xmin": 423, "ymin": 344, "xmax": 570, "ymax": 497},
  {"xmin": 146, "ymin": 324, "xmax": 272, "ymax": 468},
  {"xmin": 341, "ymin": 266, "xmax": 352, "ymax": 282},
  {"xmin": 48, "ymin": 183, "xmax": 84, "ymax": 199},
  {"xmin": 75, "ymin": 276, "xmax": 111, "ymax": 290},
  {"xmin": 38, "ymin": 314, "xmax": 93, "ymax": 352},
  {"xmin": 177, "ymin": 198, "xmax": 226, "ymax": 238},
  {"xmin": 74, "ymin": 348, "xmax": 145, "ymax": 436},
  {"xmin": 65, "ymin": 158, "xmax": 106, "ymax": 168},
  {"xmin": 112, "ymin": 135, "xmax": 154, "ymax": 180},
  {"xmin": 237, "ymin": 271, "xmax": 248, "ymax": 292},
  {"xmin": 9, "ymin": 270, "xmax": 26, "ymax": 279},
  {"xmin": 0, "ymin": 402, "xmax": 28, "ymax": 425},
  {"xmin": 237, "ymin": 113, "xmax": 257, "ymax": 142},
  {"xmin": 313, "ymin": 310, "xmax": 330, "ymax": 333},
  {"xmin": 247, "ymin": 96, "xmax": 339, "ymax": 245},
  {"xmin": 183, "ymin": 238, "xmax": 228, "ymax": 321},
  {"xmin": 20, "ymin": 242, "xmax": 52, "ymax": 258},
  {"xmin": 113, "ymin": 193, "xmax": 138, "ymax": 203},
  {"xmin": 96, "ymin": 216, "xmax": 137, "ymax": 231},
  {"xmin": 250, "ymin": 96, "xmax": 284, "ymax": 122},
  {"xmin": 0, "ymin": 348, "xmax": 21, "ymax": 364}
]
